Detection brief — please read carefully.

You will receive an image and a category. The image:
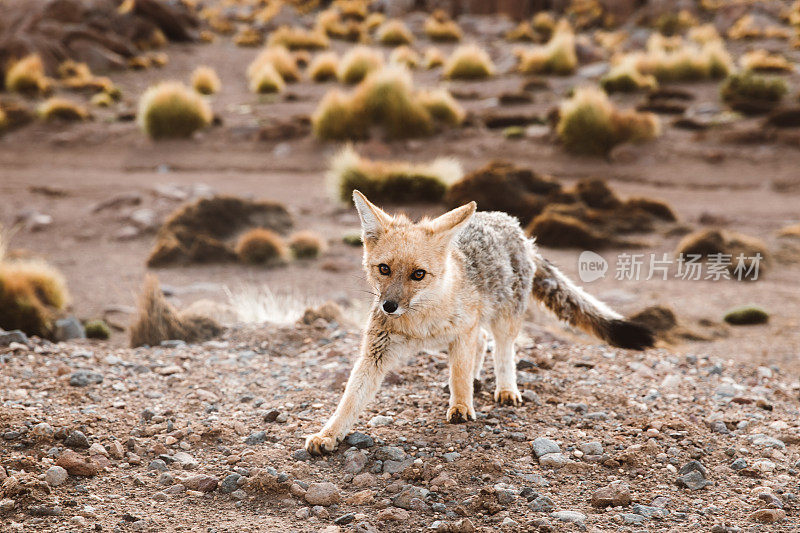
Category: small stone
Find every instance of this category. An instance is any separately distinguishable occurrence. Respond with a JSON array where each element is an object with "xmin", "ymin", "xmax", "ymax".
[
  {"xmin": 64, "ymin": 430, "xmax": 90, "ymax": 449},
  {"xmin": 311, "ymin": 505, "xmax": 329, "ymax": 518},
  {"xmin": 392, "ymin": 486, "xmax": 429, "ymax": 510},
  {"xmin": 750, "ymin": 508, "xmax": 786, "ymax": 524},
  {"xmin": 532, "ymin": 438, "xmax": 560, "ymax": 458},
  {"xmin": 245, "ymin": 431, "xmax": 267, "ymax": 445},
  {"xmin": 529, "ymin": 496, "xmax": 555, "ymax": 512},
  {"xmin": 450, "ymin": 518, "xmax": 475, "ymax": 533},
  {"xmin": 69, "ymin": 371, "xmax": 103, "ymax": 387},
  {"xmin": 551, "ymin": 510, "xmax": 586, "ymax": 527},
  {"xmin": 376, "ymin": 507, "xmax": 410, "ymax": 521},
  {"xmin": 334, "ymin": 513, "xmax": 356, "ymax": 525},
  {"xmin": 521, "ymin": 390, "xmax": 541, "ymax": 405},
  {"xmin": 368, "ymin": 415, "xmax": 393, "ymax": 427},
  {"xmin": 54, "ymin": 317, "xmax": 85, "ymax": 341},
  {"xmin": 231, "ymin": 489, "xmax": 247, "ymax": 500},
  {"xmin": 158, "ymin": 473, "xmax": 174, "ymax": 485},
  {"xmin": 538, "ymin": 453, "xmax": 568, "ymax": 468},
  {"xmin": 382, "ymin": 458, "xmax": 413, "ymax": 474},
  {"xmin": 375, "ymin": 446, "xmax": 405, "ymax": 462},
  {"xmin": 621, "ymin": 513, "xmax": 646, "ymax": 525},
  {"xmin": 55, "ymin": 450, "xmax": 101, "ymax": 477},
  {"xmin": 344, "ymin": 449, "xmax": 368, "ymax": 474},
  {"xmin": 345, "ymin": 432, "xmax": 374, "ymax": 449},
  {"xmin": 45, "ymin": 466, "xmax": 68, "ymax": 487},
  {"xmin": 292, "ymin": 448, "xmax": 312, "ymax": 461},
  {"xmin": 30, "ymin": 422, "xmax": 54, "ymax": 440},
  {"xmin": 182, "ymin": 474, "xmax": 218, "ymax": 493},
  {"xmin": 304, "ymin": 482, "xmax": 341, "ymax": 506},
  {"xmin": 731, "ymin": 458, "xmax": 748, "ymax": 471},
  {"xmin": 676, "ymin": 460, "xmax": 710, "ymax": 490},
  {"xmin": 580, "ymin": 442, "xmax": 603, "ymax": 456},
  {"xmin": 500, "ymin": 517, "xmax": 519, "ymax": 528},
  {"xmin": 220, "ymin": 474, "xmax": 242, "ymax": 494},
  {"xmin": 347, "ymin": 489, "xmax": 375, "ymax": 505},
  {"xmin": 148, "ymin": 459, "xmax": 168, "ymax": 472},
  {"xmin": 442, "ymin": 452, "xmax": 461, "ymax": 463},
  {"xmin": 591, "ymin": 481, "xmax": 631, "ymax": 507},
  {"xmin": 0, "ymin": 330, "xmax": 28, "ymax": 347},
  {"xmin": 88, "ymin": 443, "xmax": 108, "ymax": 457},
  {"xmin": 0, "ymin": 499, "xmax": 15, "ymax": 513}
]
